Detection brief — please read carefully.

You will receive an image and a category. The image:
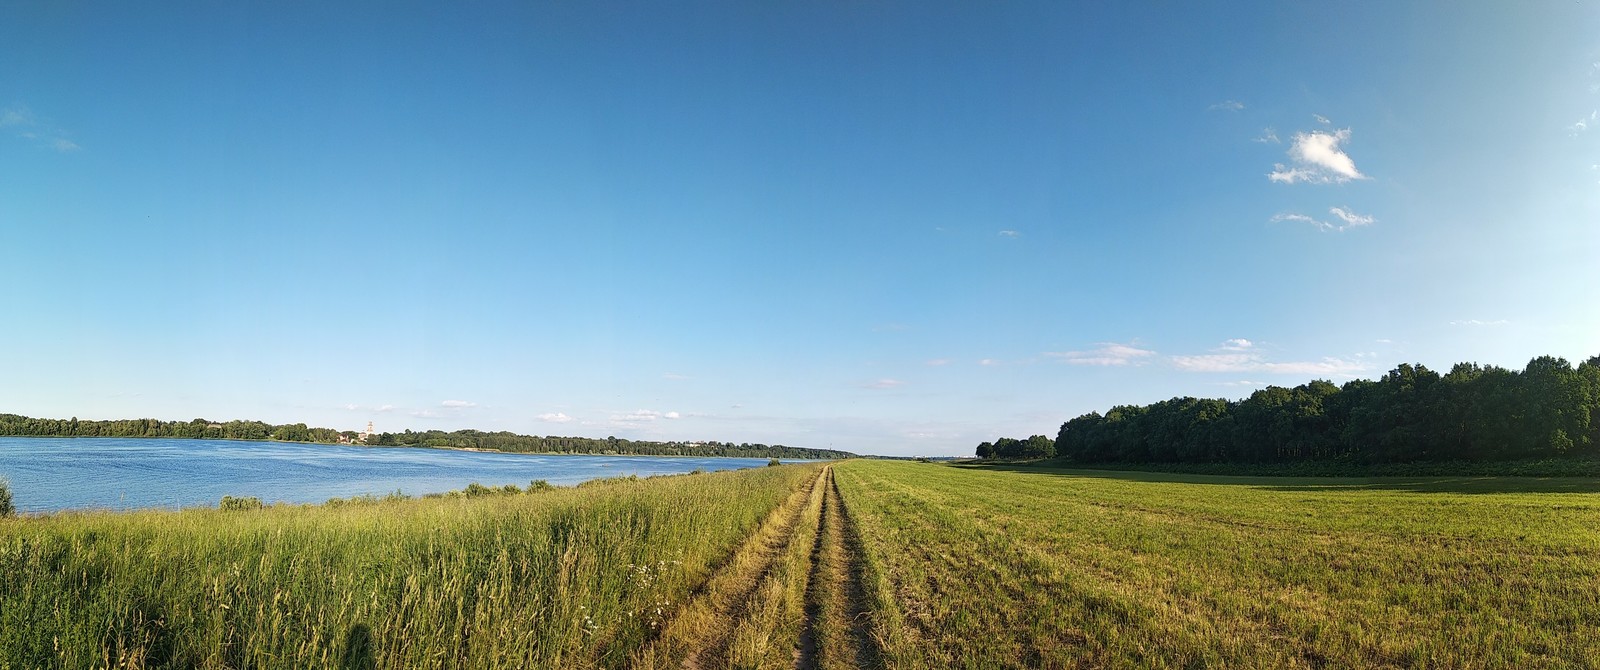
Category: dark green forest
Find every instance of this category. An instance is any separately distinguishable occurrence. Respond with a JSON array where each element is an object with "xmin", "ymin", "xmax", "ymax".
[
  {"xmin": 0, "ymin": 414, "xmax": 853, "ymax": 460},
  {"xmin": 979, "ymin": 354, "xmax": 1600, "ymax": 465}
]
